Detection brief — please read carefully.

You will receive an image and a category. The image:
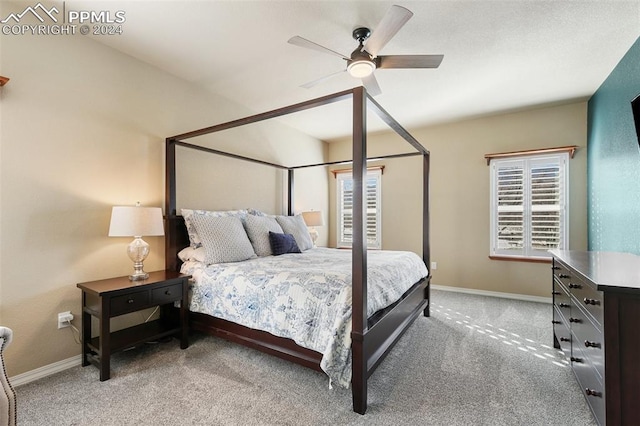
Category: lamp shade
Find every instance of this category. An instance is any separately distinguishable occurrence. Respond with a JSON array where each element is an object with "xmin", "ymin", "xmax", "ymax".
[
  {"xmin": 302, "ymin": 211, "xmax": 324, "ymax": 227},
  {"xmin": 108, "ymin": 206, "xmax": 164, "ymax": 237}
]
